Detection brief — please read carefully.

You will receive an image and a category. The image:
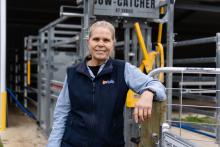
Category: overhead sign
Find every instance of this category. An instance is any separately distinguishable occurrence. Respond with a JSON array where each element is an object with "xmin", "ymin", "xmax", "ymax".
[
  {"xmin": 163, "ymin": 132, "xmax": 197, "ymax": 147},
  {"xmin": 94, "ymin": 0, "xmax": 160, "ymax": 19}
]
